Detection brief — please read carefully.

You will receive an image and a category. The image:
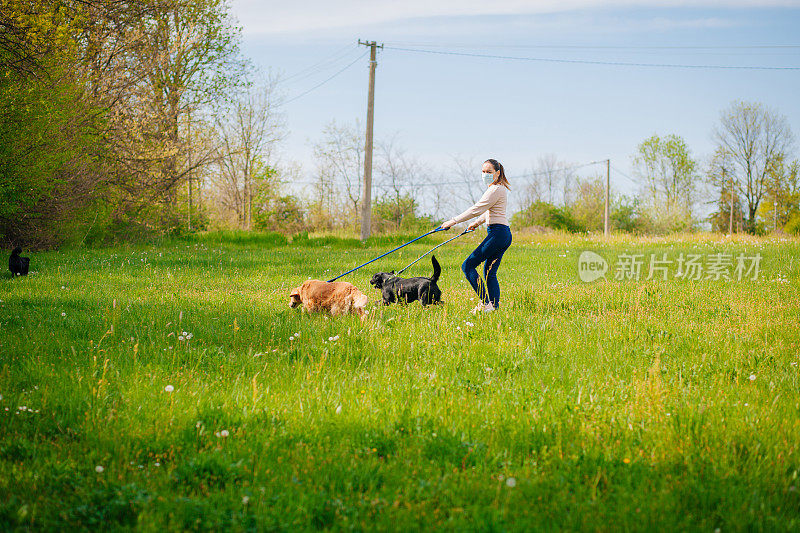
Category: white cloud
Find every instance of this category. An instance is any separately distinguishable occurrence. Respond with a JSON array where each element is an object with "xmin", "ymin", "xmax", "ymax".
[{"xmin": 230, "ymin": 0, "xmax": 800, "ymax": 36}]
